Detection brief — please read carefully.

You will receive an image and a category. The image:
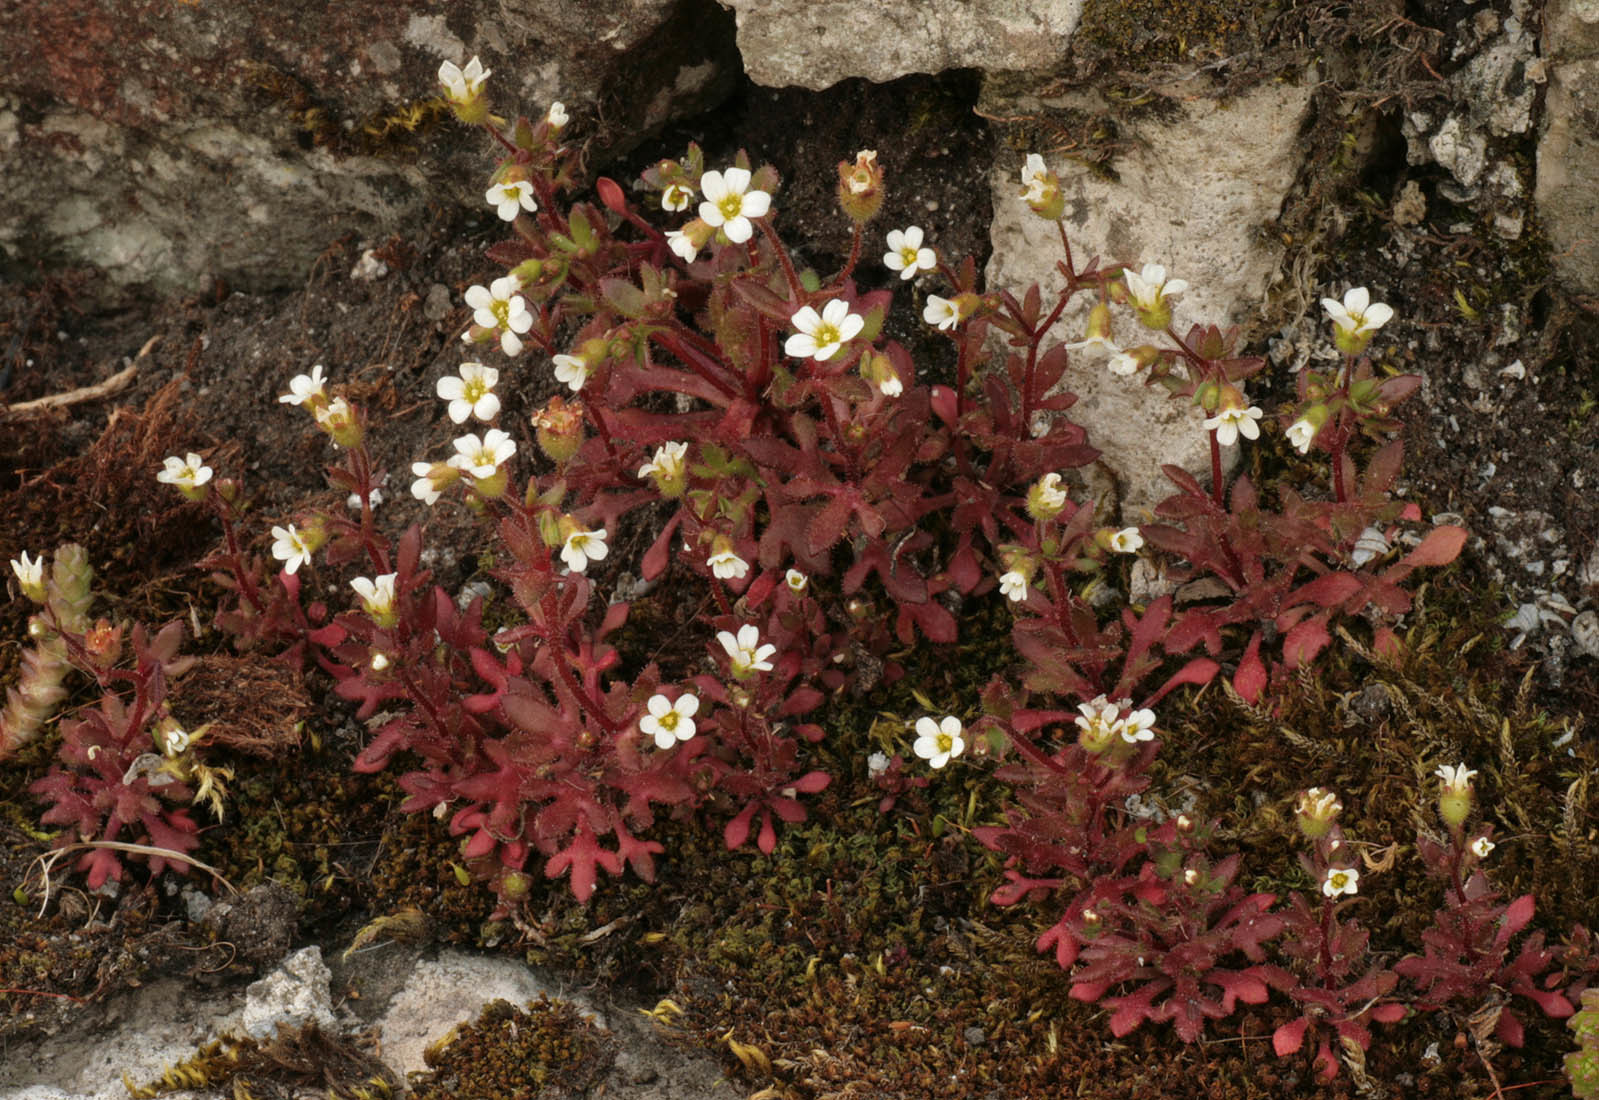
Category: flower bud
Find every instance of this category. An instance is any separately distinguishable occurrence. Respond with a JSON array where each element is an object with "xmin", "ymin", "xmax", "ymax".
[
  {"xmin": 1295, "ymin": 787, "xmax": 1342, "ymax": 840},
  {"xmin": 859, "ymin": 348, "xmax": 903, "ymax": 398},
  {"xmin": 1435, "ymin": 763, "xmax": 1477, "ymax": 830},
  {"xmin": 83, "ymin": 618, "xmax": 122, "ymax": 668},
  {"xmin": 1019, "ymin": 153, "xmax": 1065, "ymax": 220},
  {"xmin": 531, "ymin": 396, "xmax": 586, "ymax": 464},
  {"xmin": 439, "ymin": 57, "xmax": 491, "ymax": 125},
  {"xmin": 315, "ymin": 397, "xmax": 364, "ymax": 449},
  {"xmin": 1285, "ymin": 404, "xmax": 1329, "ymax": 455},
  {"xmin": 836, "ymin": 149, "xmax": 883, "ymax": 224}
]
